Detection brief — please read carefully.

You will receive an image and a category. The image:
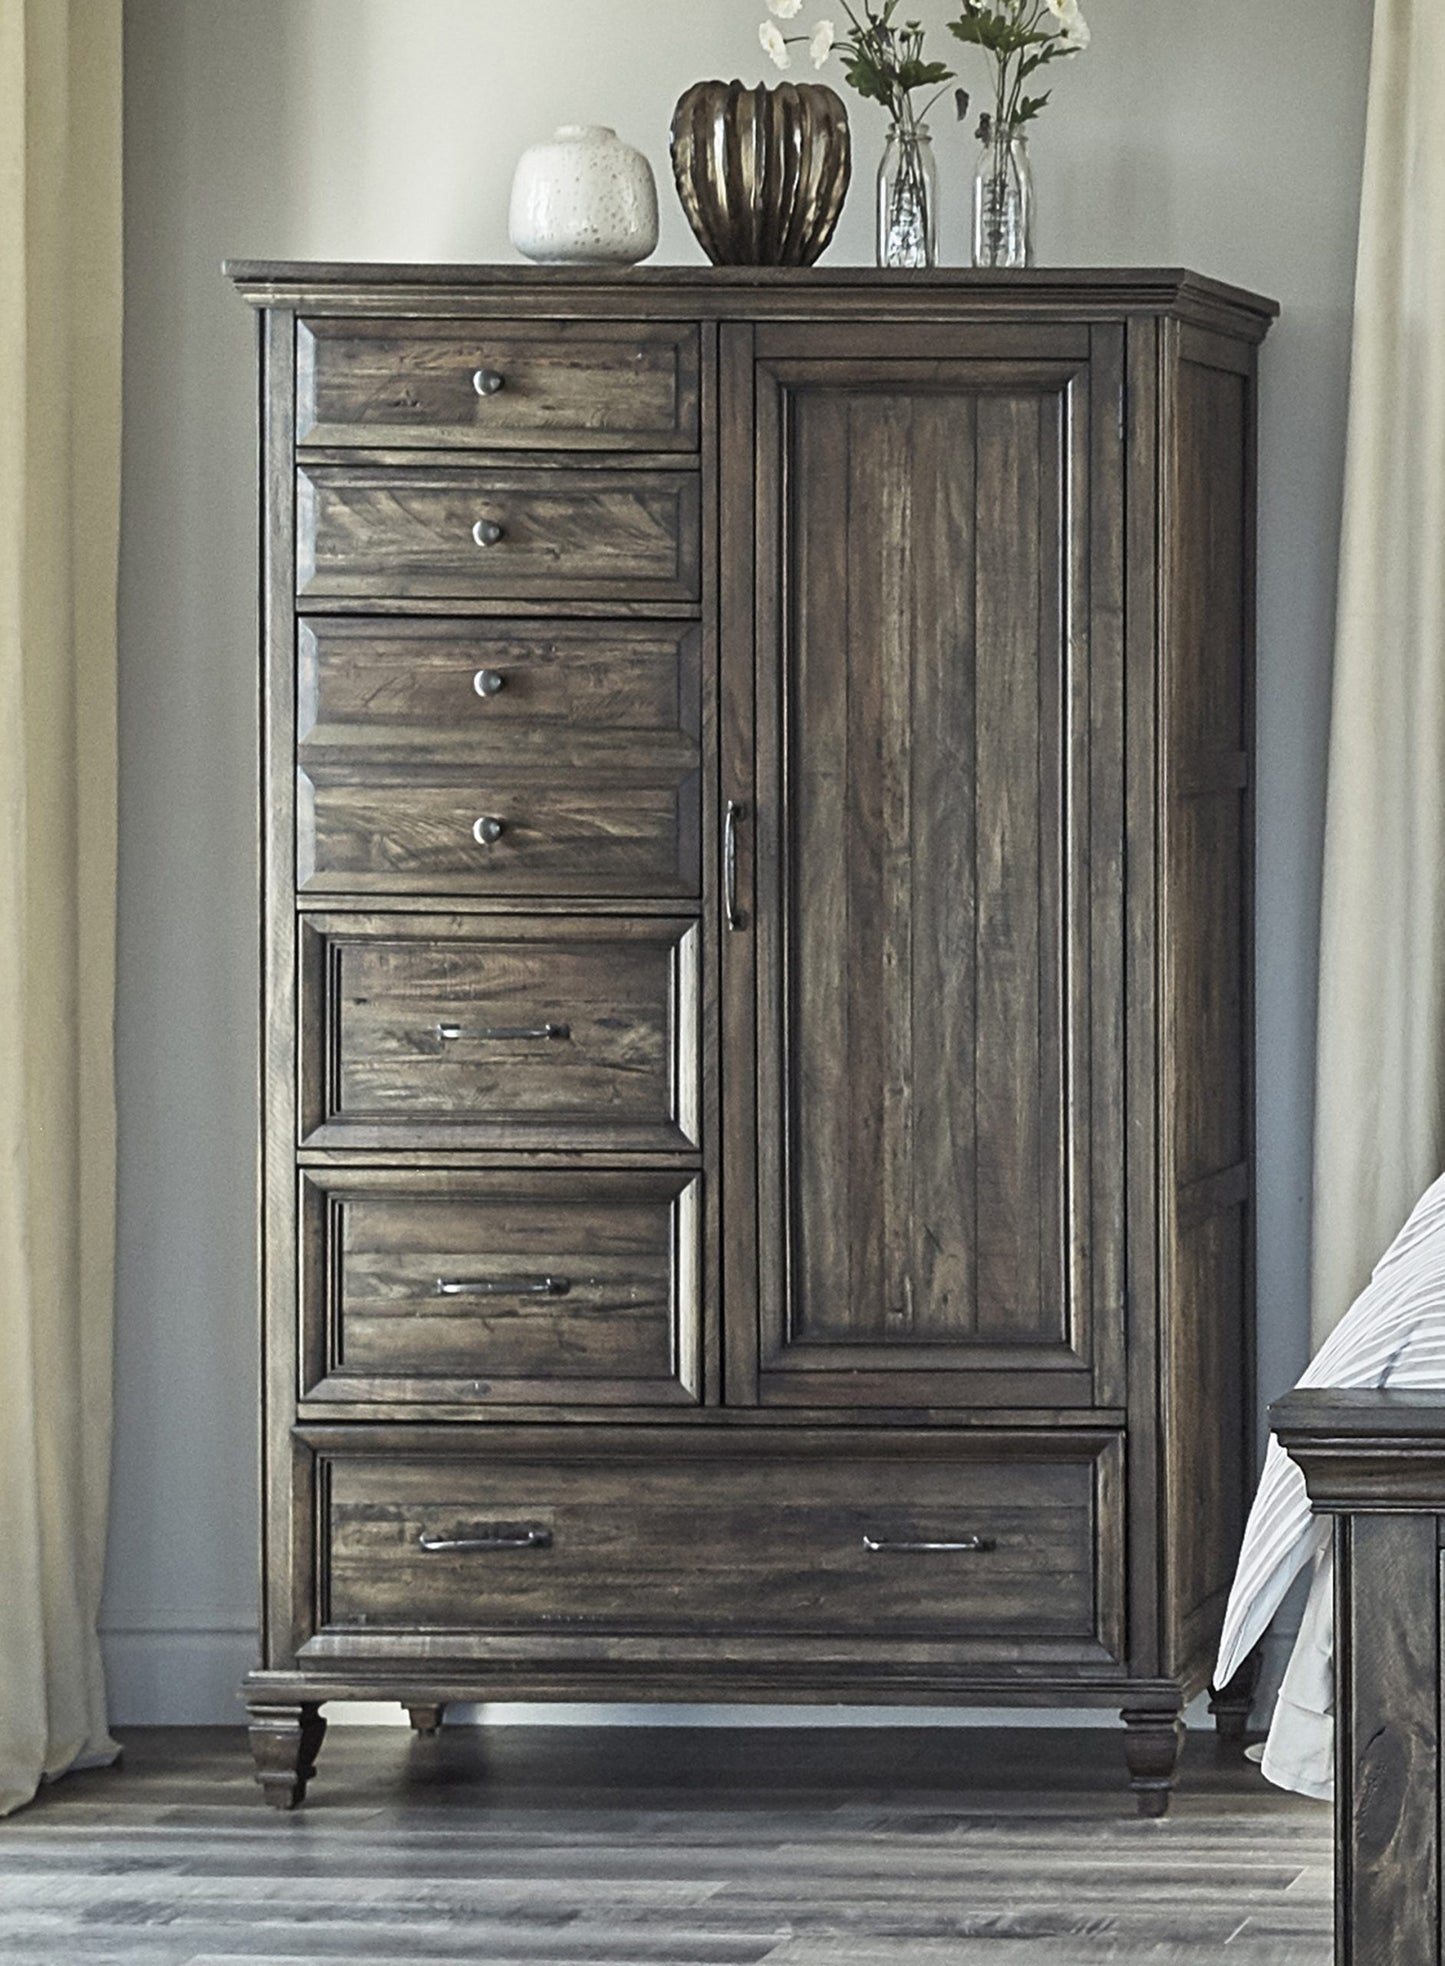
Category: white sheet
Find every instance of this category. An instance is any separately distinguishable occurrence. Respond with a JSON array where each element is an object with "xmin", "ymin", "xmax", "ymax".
[{"xmin": 1216, "ymin": 1167, "xmax": 1445, "ymax": 1799}]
